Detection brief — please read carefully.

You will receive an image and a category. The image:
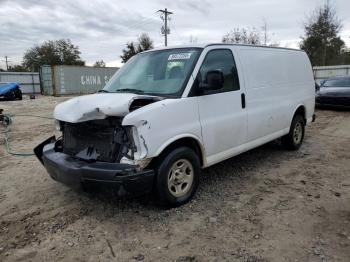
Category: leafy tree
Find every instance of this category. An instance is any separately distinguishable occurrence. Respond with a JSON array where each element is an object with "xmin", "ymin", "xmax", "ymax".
[
  {"xmin": 300, "ymin": 5, "xmax": 345, "ymax": 66},
  {"xmin": 339, "ymin": 48, "xmax": 350, "ymax": 64},
  {"xmin": 222, "ymin": 28, "xmax": 261, "ymax": 45},
  {"xmin": 137, "ymin": 33, "xmax": 153, "ymax": 51},
  {"xmin": 120, "ymin": 33, "xmax": 154, "ymax": 63},
  {"xmin": 120, "ymin": 42, "xmax": 138, "ymax": 63},
  {"xmin": 8, "ymin": 64, "xmax": 29, "ymax": 72},
  {"xmin": 23, "ymin": 39, "xmax": 85, "ymax": 71},
  {"xmin": 93, "ymin": 60, "xmax": 106, "ymax": 67}
]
